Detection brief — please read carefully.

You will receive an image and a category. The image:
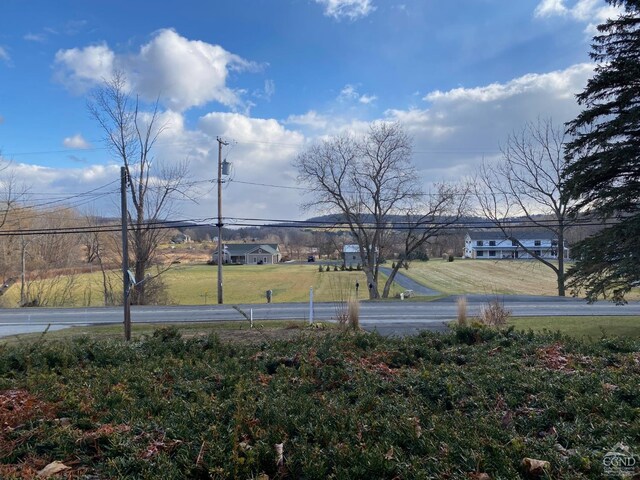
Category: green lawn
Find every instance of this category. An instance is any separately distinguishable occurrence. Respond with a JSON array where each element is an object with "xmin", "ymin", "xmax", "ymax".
[
  {"xmin": 404, "ymin": 258, "xmax": 640, "ymax": 299},
  {"xmin": 0, "ymin": 265, "xmax": 404, "ymax": 307},
  {"xmin": 402, "ymin": 259, "xmax": 566, "ymax": 295},
  {"xmin": 509, "ymin": 316, "xmax": 640, "ymax": 342},
  {"xmin": 3, "ymin": 259, "xmax": 639, "ymax": 307}
]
